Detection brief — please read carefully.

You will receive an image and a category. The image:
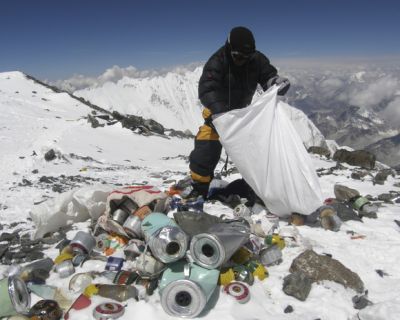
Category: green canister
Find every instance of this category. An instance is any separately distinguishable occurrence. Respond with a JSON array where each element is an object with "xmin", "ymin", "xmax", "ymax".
[
  {"xmin": 0, "ymin": 276, "xmax": 31, "ymax": 318},
  {"xmin": 159, "ymin": 261, "xmax": 219, "ymax": 318}
]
